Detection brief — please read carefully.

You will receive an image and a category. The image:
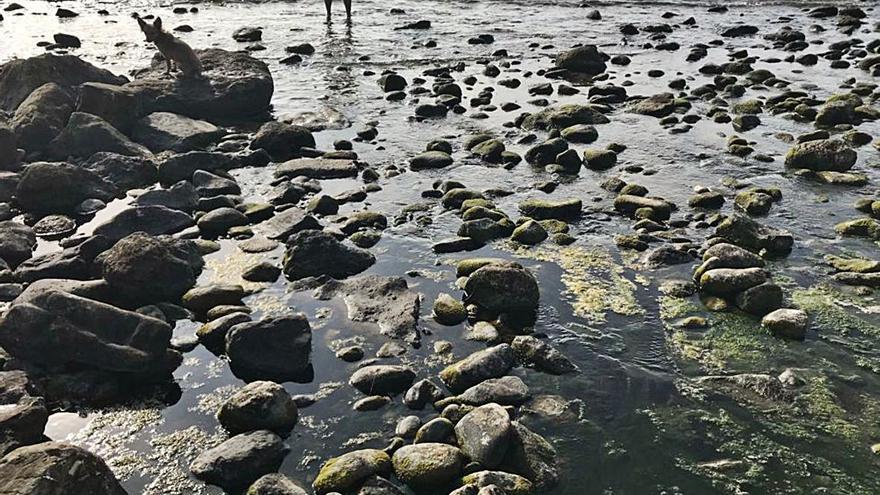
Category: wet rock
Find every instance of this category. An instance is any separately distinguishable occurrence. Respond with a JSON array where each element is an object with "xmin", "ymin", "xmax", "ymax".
[
  {"xmin": 127, "ymin": 48, "xmax": 274, "ymax": 121},
  {"xmin": 458, "ymin": 218, "xmax": 514, "ymax": 243},
  {"xmin": 14, "ymin": 235, "xmax": 109, "ymax": 283},
  {"xmin": 242, "ymin": 261, "xmax": 281, "ymax": 282},
  {"xmin": 197, "ymin": 312, "xmax": 252, "ymax": 349},
  {"xmin": 462, "ymin": 471, "xmax": 532, "ymax": 495},
  {"xmin": 10, "ymin": 83, "xmax": 73, "ymax": 152},
  {"xmin": 464, "ymin": 263, "xmax": 539, "ymax": 314},
  {"xmin": 396, "ymin": 416, "xmax": 421, "ymax": 438},
  {"xmin": 761, "ymin": 308, "xmax": 808, "ymax": 340},
  {"xmin": 250, "ymin": 122, "xmax": 315, "ymax": 161},
  {"xmin": 583, "ymin": 148, "xmax": 617, "ymax": 170},
  {"xmin": 440, "ymin": 344, "xmax": 516, "ymax": 392},
  {"xmin": 282, "ymin": 230, "xmax": 374, "ymax": 280},
  {"xmin": 511, "ymin": 220, "xmax": 548, "ymax": 245},
  {"xmin": 404, "ymin": 379, "xmax": 445, "ymax": 410},
  {"xmin": 316, "ymin": 276, "xmax": 420, "ymax": 342},
  {"xmin": 434, "ymin": 293, "xmax": 467, "ymax": 325},
  {"xmin": 511, "ymin": 335, "xmax": 577, "ymax": 375},
  {"xmin": 518, "ymin": 198, "xmax": 581, "ymax": 220},
  {"xmin": 555, "ymin": 45, "xmax": 607, "ymax": 74},
  {"xmin": 703, "ymin": 243, "xmax": 764, "ymax": 269},
  {"xmin": 190, "ymin": 430, "xmax": 287, "ymax": 493},
  {"xmin": 458, "ymin": 376, "xmax": 530, "ymax": 406},
  {"xmin": 0, "ymin": 395, "xmax": 48, "ymax": 455},
  {"xmin": 198, "ymin": 207, "xmax": 249, "ymax": 237},
  {"xmin": 560, "ymin": 124, "xmax": 598, "ymax": 143},
  {"xmin": 784, "ymin": 139, "xmax": 856, "ymax": 172},
  {"xmin": 392, "ymin": 443, "xmax": 463, "ymax": 488},
  {"xmin": 414, "ymin": 417, "xmax": 454, "ymax": 444},
  {"xmin": 93, "ymin": 205, "xmax": 195, "ymax": 242},
  {"xmin": 80, "ymin": 152, "xmax": 158, "ymax": 191},
  {"xmin": 350, "ymin": 365, "xmax": 416, "ymax": 396},
  {"xmin": 46, "ymin": 112, "xmax": 151, "ymax": 160},
  {"xmin": 247, "ymin": 473, "xmax": 308, "ymax": 495},
  {"xmin": 630, "ymin": 93, "xmax": 677, "ymax": 118},
  {"xmin": 0, "ymin": 442, "xmax": 126, "ymax": 495},
  {"xmin": 218, "ymin": 380, "xmax": 298, "ymax": 435},
  {"xmin": 0, "ymin": 287, "xmax": 177, "ymax": 377},
  {"xmin": 699, "ymin": 267, "xmax": 768, "ymax": 296},
  {"xmin": 455, "ymin": 403, "xmax": 512, "ymax": 468},
  {"xmin": 735, "ymin": 282, "xmax": 783, "ymax": 316},
  {"xmin": 158, "ymin": 151, "xmax": 237, "ymax": 184},
  {"xmin": 503, "ymin": 422, "xmax": 559, "ymax": 491},
  {"xmin": 75, "ymin": 82, "xmax": 141, "ymax": 133},
  {"xmin": 312, "ymin": 449, "xmax": 392, "ymax": 494},
  {"xmin": 0, "ymin": 221, "xmax": 36, "ymax": 268},
  {"xmin": 521, "ymin": 104, "xmax": 608, "ymax": 131},
  {"xmin": 99, "ymin": 232, "xmax": 200, "ymax": 305},
  {"xmin": 613, "ymin": 195, "xmax": 672, "ymax": 220},
  {"xmin": 132, "ymin": 112, "xmax": 224, "ymax": 152},
  {"xmin": 260, "ymin": 207, "xmax": 321, "ymax": 241},
  {"xmin": 410, "ymin": 151, "xmax": 453, "ymax": 170},
  {"xmin": 226, "ymin": 314, "xmax": 313, "ymax": 382},
  {"xmin": 0, "ymin": 54, "xmax": 126, "ymax": 113},
  {"xmin": 644, "ymin": 245, "xmax": 693, "ymax": 267},
  {"xmin": 15, "ymin": 161, "xmax": 116, "ymax": 215},
  {"xmin": 714, "ymin": 214, "xmax": 793, "ymax": 256}
]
